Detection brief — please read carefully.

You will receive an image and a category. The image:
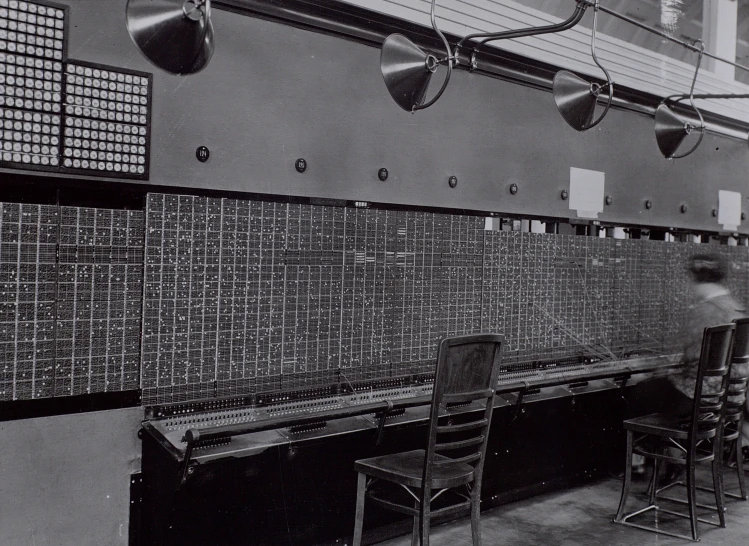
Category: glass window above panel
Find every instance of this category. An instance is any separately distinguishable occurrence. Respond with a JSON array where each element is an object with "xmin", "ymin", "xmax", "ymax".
[
  {"xmin": 513, "ymin": 0, "xmax": 702, "ymax": 64},
  {"xmin": 737, "ymin": 1, "xmax": 749, "ymax": 85}
]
